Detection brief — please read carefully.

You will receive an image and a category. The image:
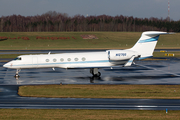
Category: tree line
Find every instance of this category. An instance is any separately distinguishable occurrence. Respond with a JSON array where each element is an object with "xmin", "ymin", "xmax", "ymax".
[{"xmin": 0, "ymin": 11, "xmax": 180, "ymax": 32}]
